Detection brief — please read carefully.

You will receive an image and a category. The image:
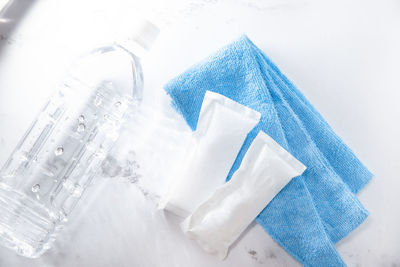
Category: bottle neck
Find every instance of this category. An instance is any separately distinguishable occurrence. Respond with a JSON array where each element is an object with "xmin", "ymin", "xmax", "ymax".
[{"xmin": 116, "ymin": 38, "xmax": 148, "ymax": 59}]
